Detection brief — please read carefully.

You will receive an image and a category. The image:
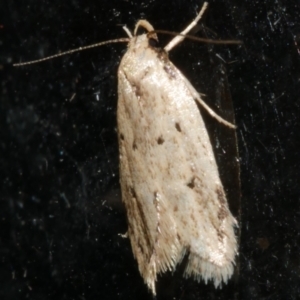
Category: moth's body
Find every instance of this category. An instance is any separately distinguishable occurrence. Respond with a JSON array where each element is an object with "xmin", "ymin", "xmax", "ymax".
[{"xmin": 117, "ymin": 22, "xmax": 237, "ymax": 295}]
